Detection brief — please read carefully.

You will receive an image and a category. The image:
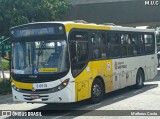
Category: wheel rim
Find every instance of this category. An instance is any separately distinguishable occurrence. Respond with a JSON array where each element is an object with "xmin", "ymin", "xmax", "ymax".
[{"xmin": 92, "ymin": 84, "xmax": 102, "ymax": 98}]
